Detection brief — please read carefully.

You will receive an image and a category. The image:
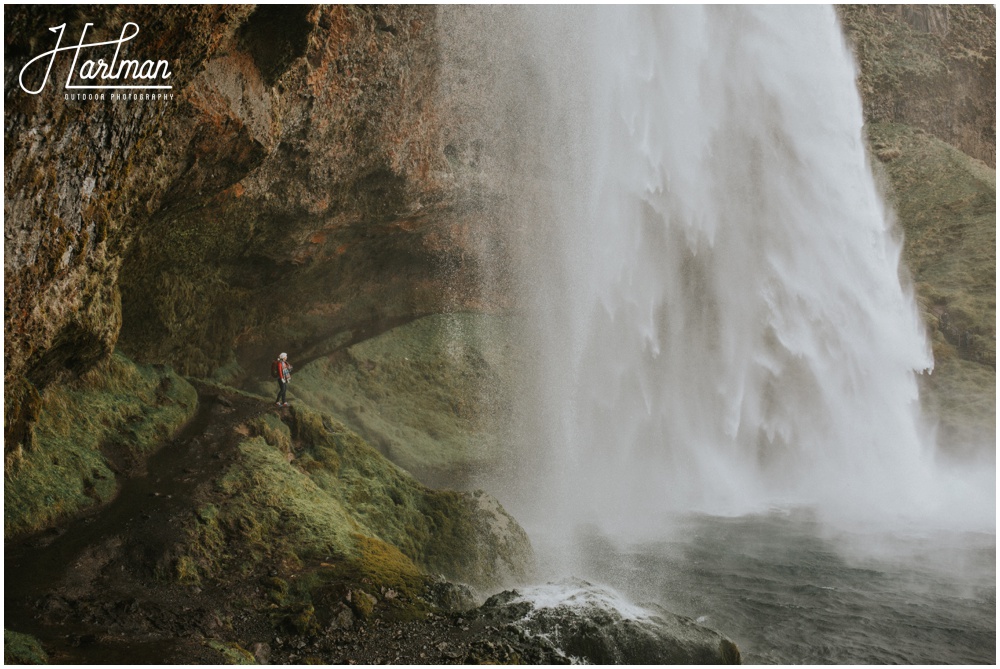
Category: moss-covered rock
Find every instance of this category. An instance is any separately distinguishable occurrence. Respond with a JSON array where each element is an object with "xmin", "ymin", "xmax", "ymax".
[
  {"xmin": 207, "ymin": 639, "xmax": 256, "ymax": 665},
  {"xmin": 284, "ymin": 313, "xmax": 516, "ymax": 487},
  {"xmin": 114, "ymin": 5, "xmax": 495, "ymax": 382},
  {"xmin": 175, "ymin": 404, "xmax": 532, "ymax": 594},
  {"xmin": 4, "ymin": 629, "xmax": 48, "ymax": 665},
  {"xmin": 4, "ymin": 352, "xmax": 197, "ymax": 539},
  {"xmin": 4, "ymin": 6, "xmax": 253, "ymax": 453},
  {"xmin": 5, "ymin": 6, "xmax": 500, "ymax": 468}
]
